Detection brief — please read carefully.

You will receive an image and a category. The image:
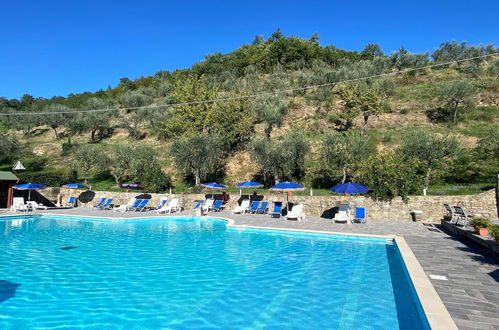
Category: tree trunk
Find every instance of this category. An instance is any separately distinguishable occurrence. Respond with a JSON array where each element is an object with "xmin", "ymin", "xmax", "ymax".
[
  {"xmin": 274, "ymin": 174, "xmax": 280, "ymax": 185},
  {"xmin": 84, "ymin": 178, "xmax": 88, "ymax": 185},
  {"xmin": 362, "ymin": 111, "xmax": 370, "ymax": 136},
  {"xmin": 52, "ymin": 127, "xmax": 59, "ymax": 139},
  {"xmin": 194, "ymin": 170, "xmax": 200, "ymax": 187},
  {"xmin": 264, "ymin": 125, "xmax": 273, "ymax": 138},
  {"xmin": 453, "ymin": 108, "xmax": 459, "ymax": 125},
  {"xmin": 341, "ymin": 166, "xmax": 347, "ymax": 184},
  {"xmin": 423, "ymin": 167, "xmax": 432, "ymax": 196},
  {"xmin": 114, "ymin": 176, "xmax": 120, "ymax": 186},
  {"xmin": 91, "ymin": 130, "xmax": 96, "ymax": 142}
]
